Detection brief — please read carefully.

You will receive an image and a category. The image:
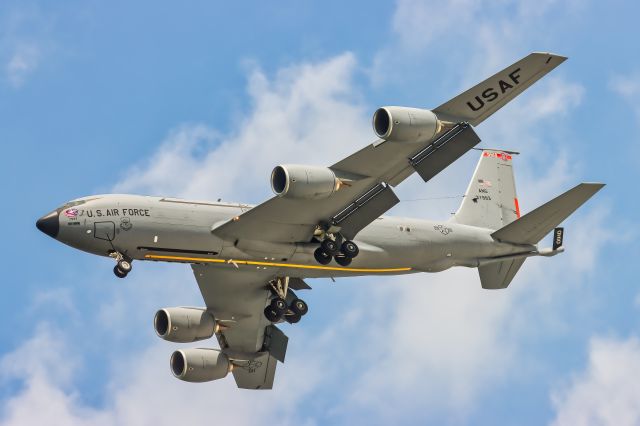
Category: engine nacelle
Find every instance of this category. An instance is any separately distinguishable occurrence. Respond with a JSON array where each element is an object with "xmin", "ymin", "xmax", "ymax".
[
  {"xmin": 271, "ymin": 164, "xmax": 338, "ymax": 200},
  {"xmin": 170, "ymin": 348, "xmax": 231, "ymax": 383},
  {"xmin": 154, "ymin": 307, "xmax": 216, "ymax": 343},
  {"xmin": 372, "ymin": 106, "xmax": 441, "ymax": 143}
]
